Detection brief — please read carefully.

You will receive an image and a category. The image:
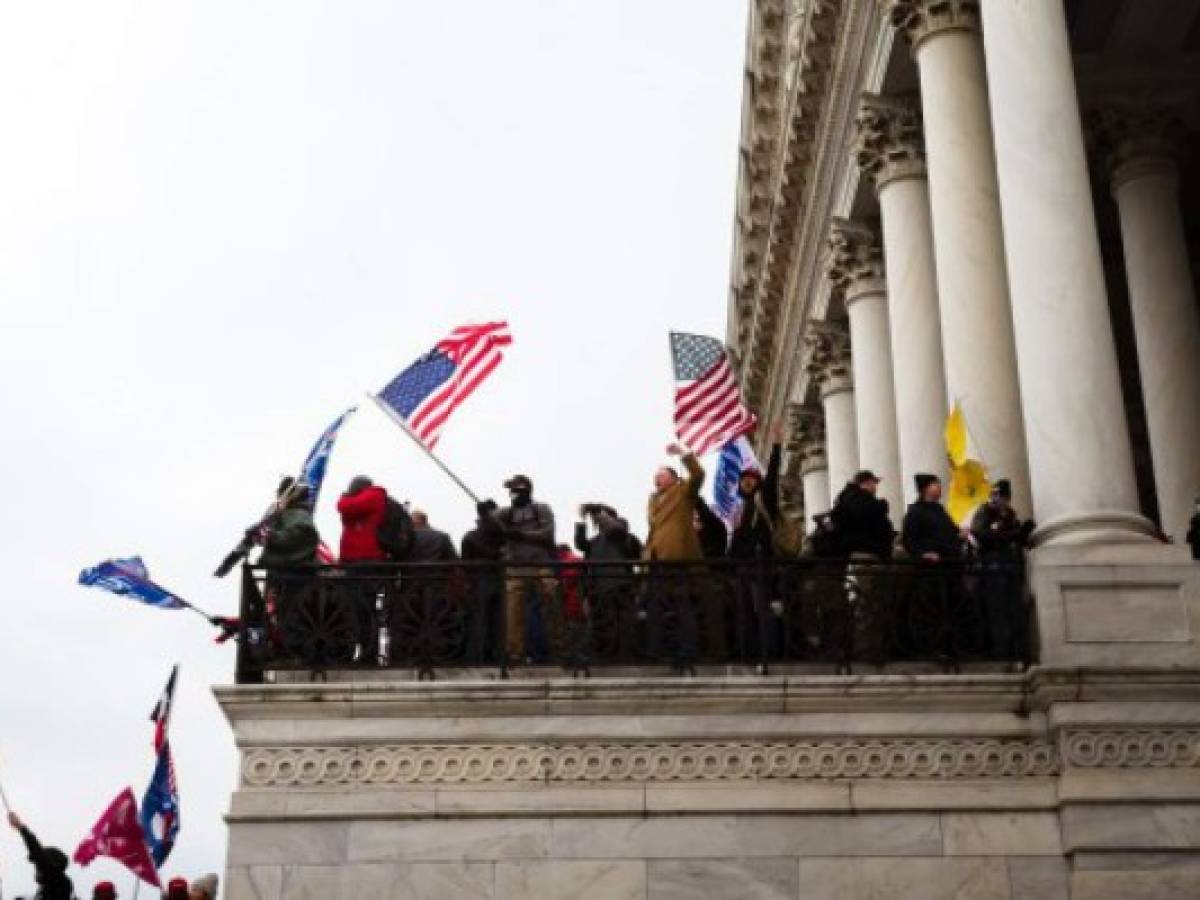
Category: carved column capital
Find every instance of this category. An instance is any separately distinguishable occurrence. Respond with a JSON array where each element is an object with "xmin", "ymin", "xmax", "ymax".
[
  {"xmin": 854, "ymin": 93, "xmax": 926, "ymax": 190},
  {"xmin": 827, "ymin": 218, "xmax": 886, "ymax": 305},
  {"xmin": 886, "ymin": 0, "xmax": 979, "ymax": 51},
  {"xmin": 805, "ymin": 320, "xmax": 853, "ymax": 399},
  {"xmin": 788, "ymin": 404, "xmax": 828, "ymax": 474},
  {"xmin": 1088, "ymin": 103, "xmax": 1185, "ymax": 192}
]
